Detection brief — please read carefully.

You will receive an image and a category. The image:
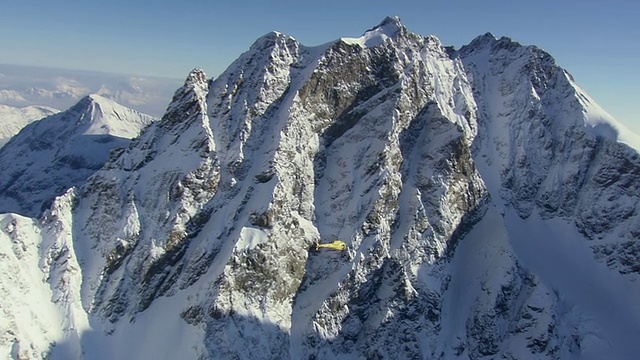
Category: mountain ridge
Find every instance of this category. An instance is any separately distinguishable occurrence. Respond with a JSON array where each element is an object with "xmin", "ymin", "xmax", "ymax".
[
  {"xmin": 0, "ymin": 104, "xmax": 59, "ymax": 147},
  {"xmin": 0, "ymin": 94, "xmax": 153, "ymax": 217},
  {"xmin": 2, "ymin": 17, "xmax": 640, "ymax": 360}
]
